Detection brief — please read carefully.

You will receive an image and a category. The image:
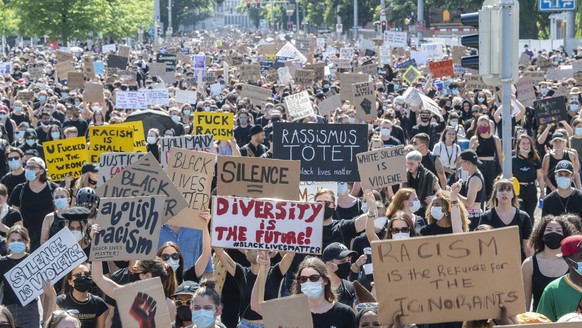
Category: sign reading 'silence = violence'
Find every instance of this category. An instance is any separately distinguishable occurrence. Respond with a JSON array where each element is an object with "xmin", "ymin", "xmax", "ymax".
[
  {"xmin": 217, "ymin": 156, "xmax": 300, "ymax": 200},
  {"xmin": 212, "ymin": 196, "xmax": 324, "ymax": 254},
  {"xmin": 272, "ymin": 123, "xmax": 368, "ymax": 182},
  {"xmin": 356, "ymin": 145, "xmax": 406, "ymax": 190}
]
